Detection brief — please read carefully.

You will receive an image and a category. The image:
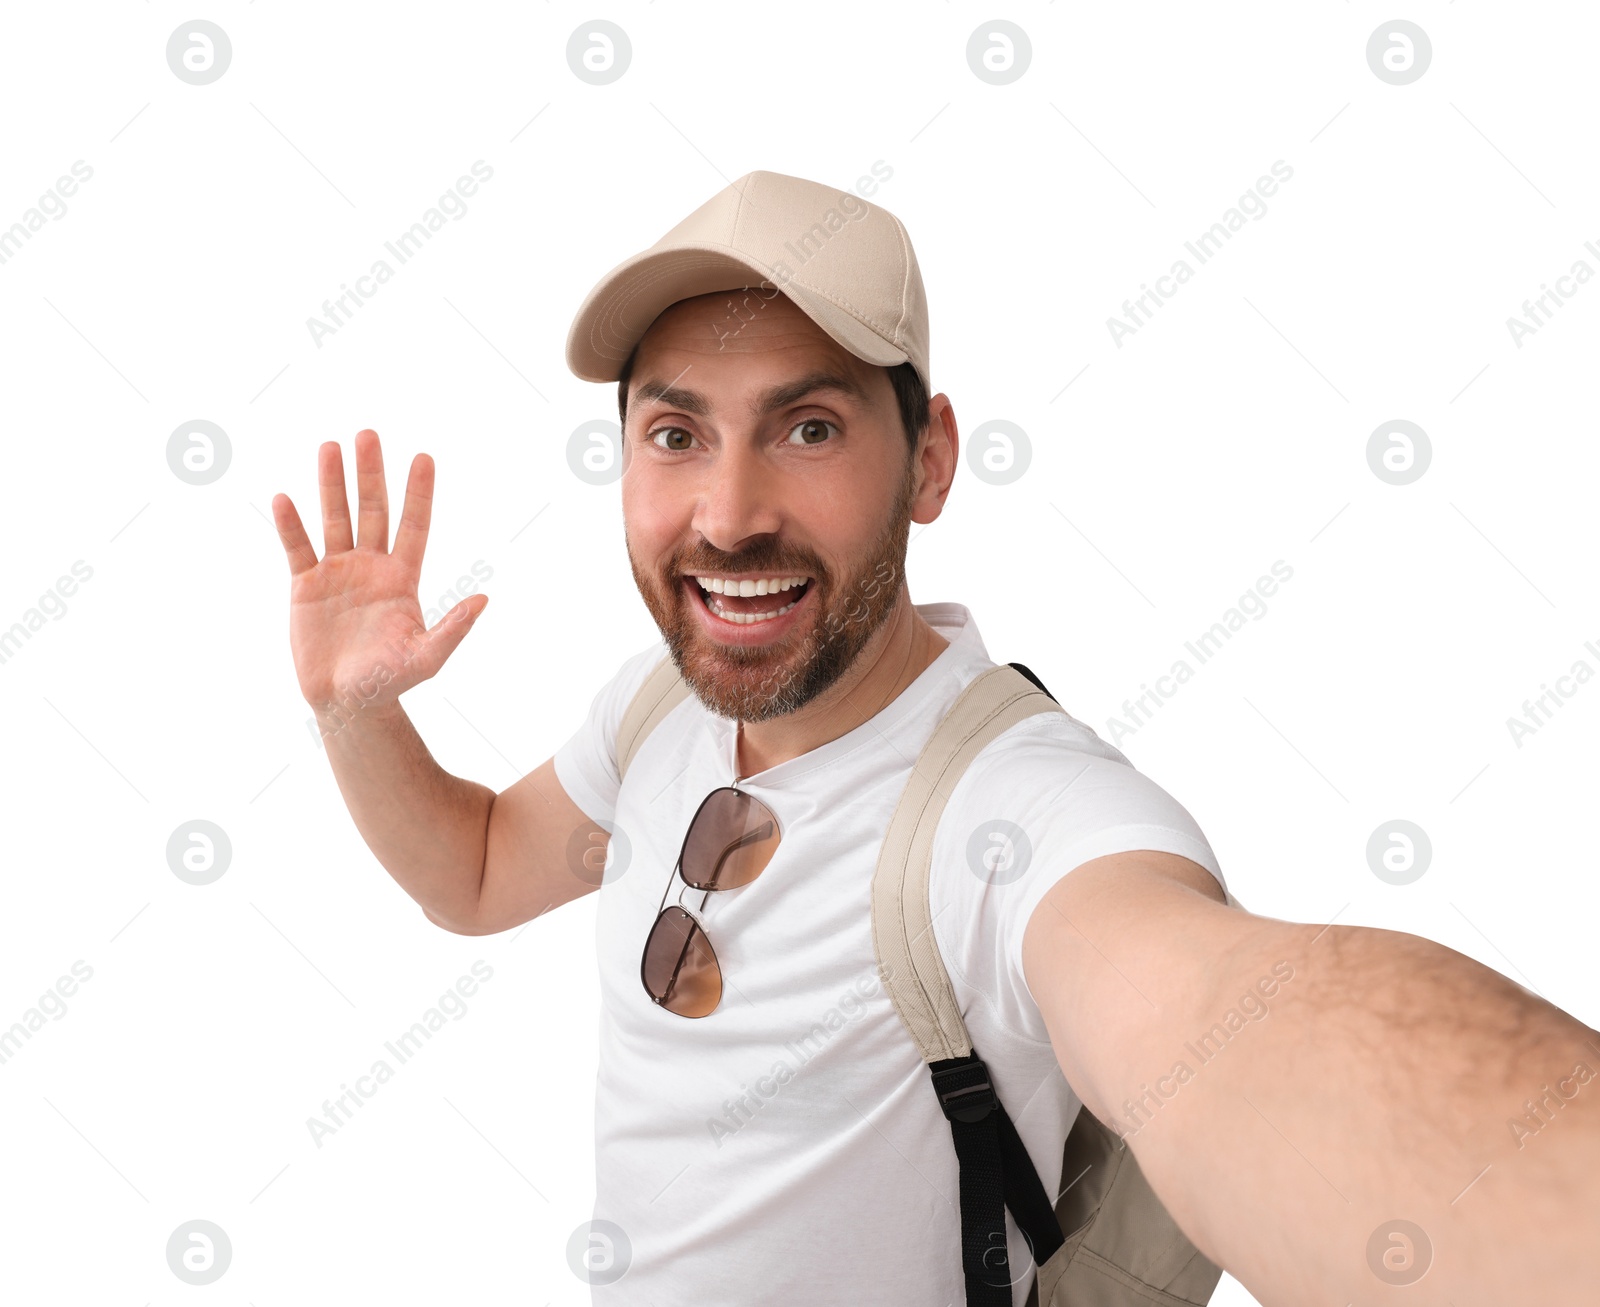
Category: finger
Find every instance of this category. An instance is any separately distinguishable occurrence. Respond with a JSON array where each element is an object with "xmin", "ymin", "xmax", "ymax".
[
  {"xmin": 271, "ymin": 492, "xmax": 320, "ymax": 577},
  {"xmin": 355, "ymin": 428, "xmax": 389, "ymax": 551},
  {"xmin": 414, "ymin": 593, "xmax": 488, "ymax": 679},
  {"xmin": 319, "ymin": 440, "xmax": 355, "ymax": 555},
  {"xmin": 392, "ymin": 452, "xmax": 435, "ymax": 572}
]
